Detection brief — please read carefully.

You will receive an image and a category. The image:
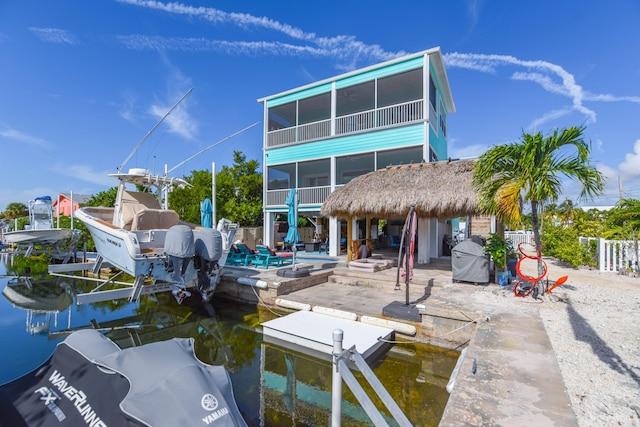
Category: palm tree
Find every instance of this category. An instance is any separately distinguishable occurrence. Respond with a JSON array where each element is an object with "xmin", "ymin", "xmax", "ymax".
[
  {"xmin": 3, "ymin": 202, "xmax": 28, "ymax": 219},
  {"xmin": 472, "ymin": 126, "xmax": 605, "ymax": 267},
  {"xmin": 605, "ymin": 198, "xmax": 640, "ymax": 239},
  {"xmin": 558, "ymin": 199, "xmax": 577, "ymax": 227}
]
